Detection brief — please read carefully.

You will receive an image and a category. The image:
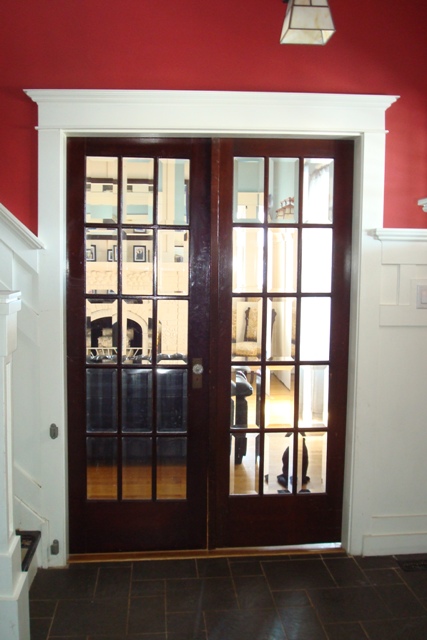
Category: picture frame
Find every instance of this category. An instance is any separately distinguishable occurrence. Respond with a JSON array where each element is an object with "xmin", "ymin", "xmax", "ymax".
[
  {"xmin": 113, "ymin": 245, "xmax": 118, "ymax": 261},
  {"xmin": 86, "ymin": 245, "xmax": 96, "ymax": 261},
  {"xmin": 107, "ymin": 249, "xmax": 113, "ymax": 262},
  {"xmin": 133, "ymin": 245, "xmax": 146, "ymax": 262}
]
